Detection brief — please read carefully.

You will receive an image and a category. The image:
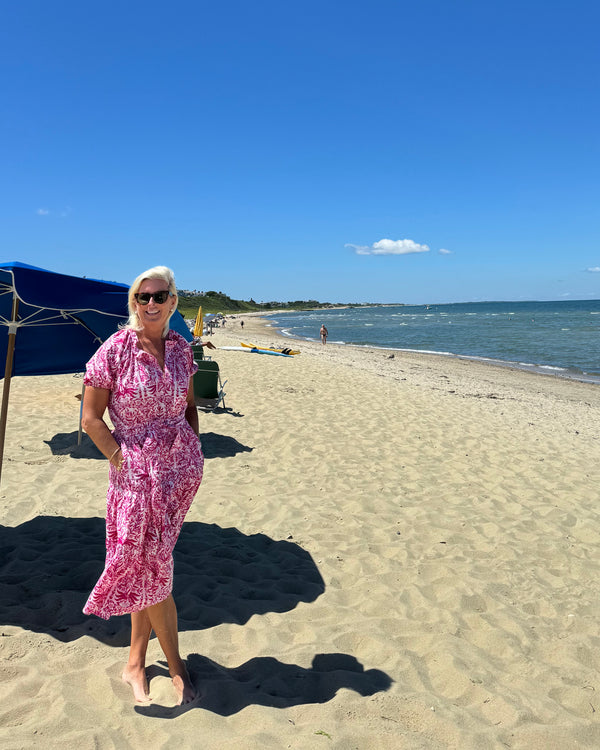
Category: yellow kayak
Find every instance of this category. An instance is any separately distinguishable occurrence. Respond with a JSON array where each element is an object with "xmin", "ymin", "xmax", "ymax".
[{"xmin": 241, "ymin": 342, "xmax": 300, "ymax": 355}]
